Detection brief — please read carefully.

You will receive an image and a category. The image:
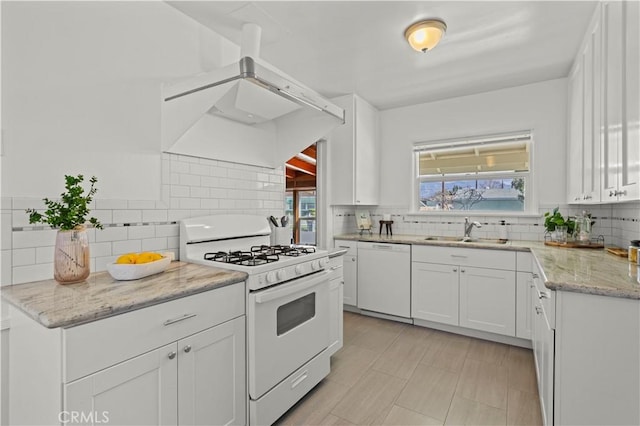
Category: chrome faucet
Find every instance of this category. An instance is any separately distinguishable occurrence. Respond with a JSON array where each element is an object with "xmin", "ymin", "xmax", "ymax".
[{"xmin": 463, "ymin": 217, "xmax": 482, "ymax": 240}]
